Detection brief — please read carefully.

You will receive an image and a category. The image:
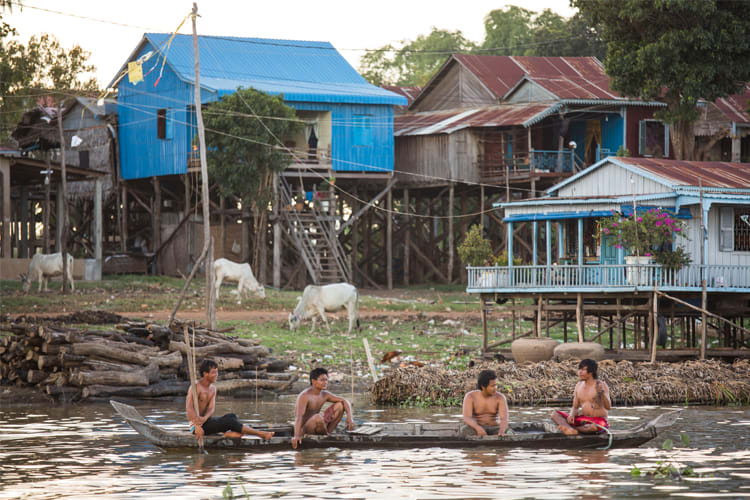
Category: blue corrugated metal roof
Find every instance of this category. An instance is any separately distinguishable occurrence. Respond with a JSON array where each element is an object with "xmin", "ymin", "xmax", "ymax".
[{"xmin": 115, "ymin": 33, "xmax": 406, "ymax": 105}]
